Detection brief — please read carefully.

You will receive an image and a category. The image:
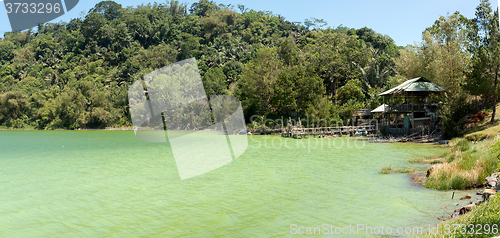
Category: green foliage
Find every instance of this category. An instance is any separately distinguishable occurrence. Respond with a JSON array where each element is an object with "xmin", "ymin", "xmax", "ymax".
[
  {"xmin": 274, "ymin": 65, "xmax": 325, "ymax": 115},
  {"xmin": 189, "ymin": 0, "xmax": 219, "ymax": 16},
  {"xmin": 305, "ymin": 96, "xmax": 331, "ymax": 126},
  {"xmin": 222, "ymin": 61, "xmax": 242, "ymax": 85},
  {"xmin": 440, "ymin": 90, "xmax": 473, "ymax": 138},
  {"xmin": 464, "ymin": 0, "xmax": 500, "ymax": 123},
  {"xmin": 0, "ymin": 41, "xmax": 16, "ymax": 66},
  {"xmin": 89, "ymin": 1, "xmax": 123, "ymax": 21},
  {"xmin": 301, "ymin": 30, "xmax": 373, "ymax": 104},
  {"xmin": 202, "ymin": 67, "xmax": 227, "ymax": 96},
  {"xmin": 236, "ymin": 47, "xmax": 282, "ymax": 116},
  {"xmin": 334, "ymin": 99, "xmax": 366, "ymax": 123},
  {"xmin": 17, "ymin": 76, "xmax": 48, "ymax": 95},
  {"xmin": 0, "ymin": 0, "xmax": 407, "ymax": 130},
  {"xmin": 354, "ymin": 27, "xmax": 395, "ymax": 51},
  {"xmin": 303, "ymin": 18, "xmax": 327, "ymax": 31},
  {"xmin": 0, "ymin": 91, "xmax": 29, "ymax": 126},
  {"xmin": 336, "ymin": 79, "xmax": 365, "ymax": 105},
  {"xmin": 395, "ymin": 6, "xmax": 499, "ymax": 137}
]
